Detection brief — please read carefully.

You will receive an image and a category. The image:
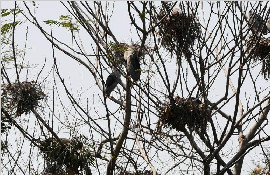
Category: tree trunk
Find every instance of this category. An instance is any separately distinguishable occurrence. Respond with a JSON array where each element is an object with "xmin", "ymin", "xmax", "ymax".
[{"xmin": 204, "ymin": 162, "xmax": 210, "ymax": 175}]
